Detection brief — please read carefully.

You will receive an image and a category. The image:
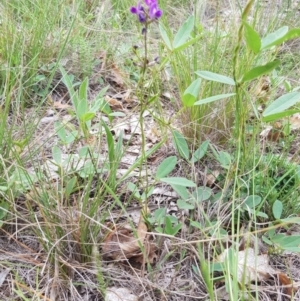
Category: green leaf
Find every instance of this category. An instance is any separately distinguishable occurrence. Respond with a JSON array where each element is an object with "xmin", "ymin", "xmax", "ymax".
[
  {"xmin": 153, "ymin": 208, "xmax": 166, "ymax": 223},
  {"xmin": 102, "ymin": 120, "xmax": 115, "ymax": 174},
  {"xmin": 272, "ymin": 234, "xmax": 300, "ymax": 252},
  {"xmin": 174, "ymin": 34, "xmax": 202, "ymax": 52},
  {"xmin": 52, "ymin": 145, "xmax": 62, "ymax": 165},
  {"xmin": 156, "ymin": 156, "xmax": 177, "ymax": 179},
  {"xmin": 160, "ymin": 177, "xmax": 196, "ymax": 187},
  {"xmin": 78, "ymin": 77, "xmax": 89, "ymax": 117},
  {"xmin": 244, "ymin": 195, "xmax": 262, "ymax": 208},
  {"xmin": 60, "ymin": 66, "xmax": 78, "ymax": 108},
  {"xmin": 243, "ymin": 21, "xmax": 261, "ymax": 53},
  {"xmin": 0, "ymin": 201, "xmax": 9, "ymax": 220},
  {"xmin": 280, "ymin": 217, "xmax": 300, "ymax": 224},
  {"xmin": 194, "ymin": 93, "xmax": 235, "ymax": 106},
  {"xmin": 192, "ymin": 187, "xmax": 212, "ymax": 202},
  {"xmin": 195, "ymin": 71, "xmax": 235, "ymax": 85},
  {"xmin": 172, "ymin": 130, "xmax": 190, "ymax": 160},
  {"xmin": 263, "ymin": 92, "xmax": 300, "ymax": 117},
  {"xmin": 80, "ymin": 112, "xmax": 95, "ymax": 122},
  {"xmin": 159, "ymin": 23, "xmax": 172, "ymax": 50},
  {"xmin": 177, "ymin": 199, "xmax": 195, "ymax": 210},
  {"xmin": 191, "ymin": 140, "xmax": 209, "ymax": 163},
  {"xmin": 127, "ymin": 182, "xmax": 141, "ymax": 198},
  {"xmin": 215, "ymin": 151, "xmax": 231, "ymax": 169},
  {"xmin": 173, "ymin": 15, "xmax": 194, "ymax": 49},
  {"xmin": 65, "ymin": 176, "xmax": 77, "ymax": 199},
  {"xmin": 262, "ymin": 109, "xmax": 299, "ymax": 122},
  {"xmin": 261, "ymin": 26, "xmax": 289, "ymax": 50},
  {"xmin": 165, "ymin": 216, "xmax": 182, "ymax": 236},
  {"xmin": 272, "ymin": 200, "xmax": 283, "ymax": 220},
  {"xmin": 241, "ymin": 60, "xmax": 280, "ymax": 83},
  {"xmin": 182, "ymin": 78, "xmax": 201, "ymax": 107},
  {"xmin": 170, "ymin": 184, "xmax": 189, "ymax": 200}
]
